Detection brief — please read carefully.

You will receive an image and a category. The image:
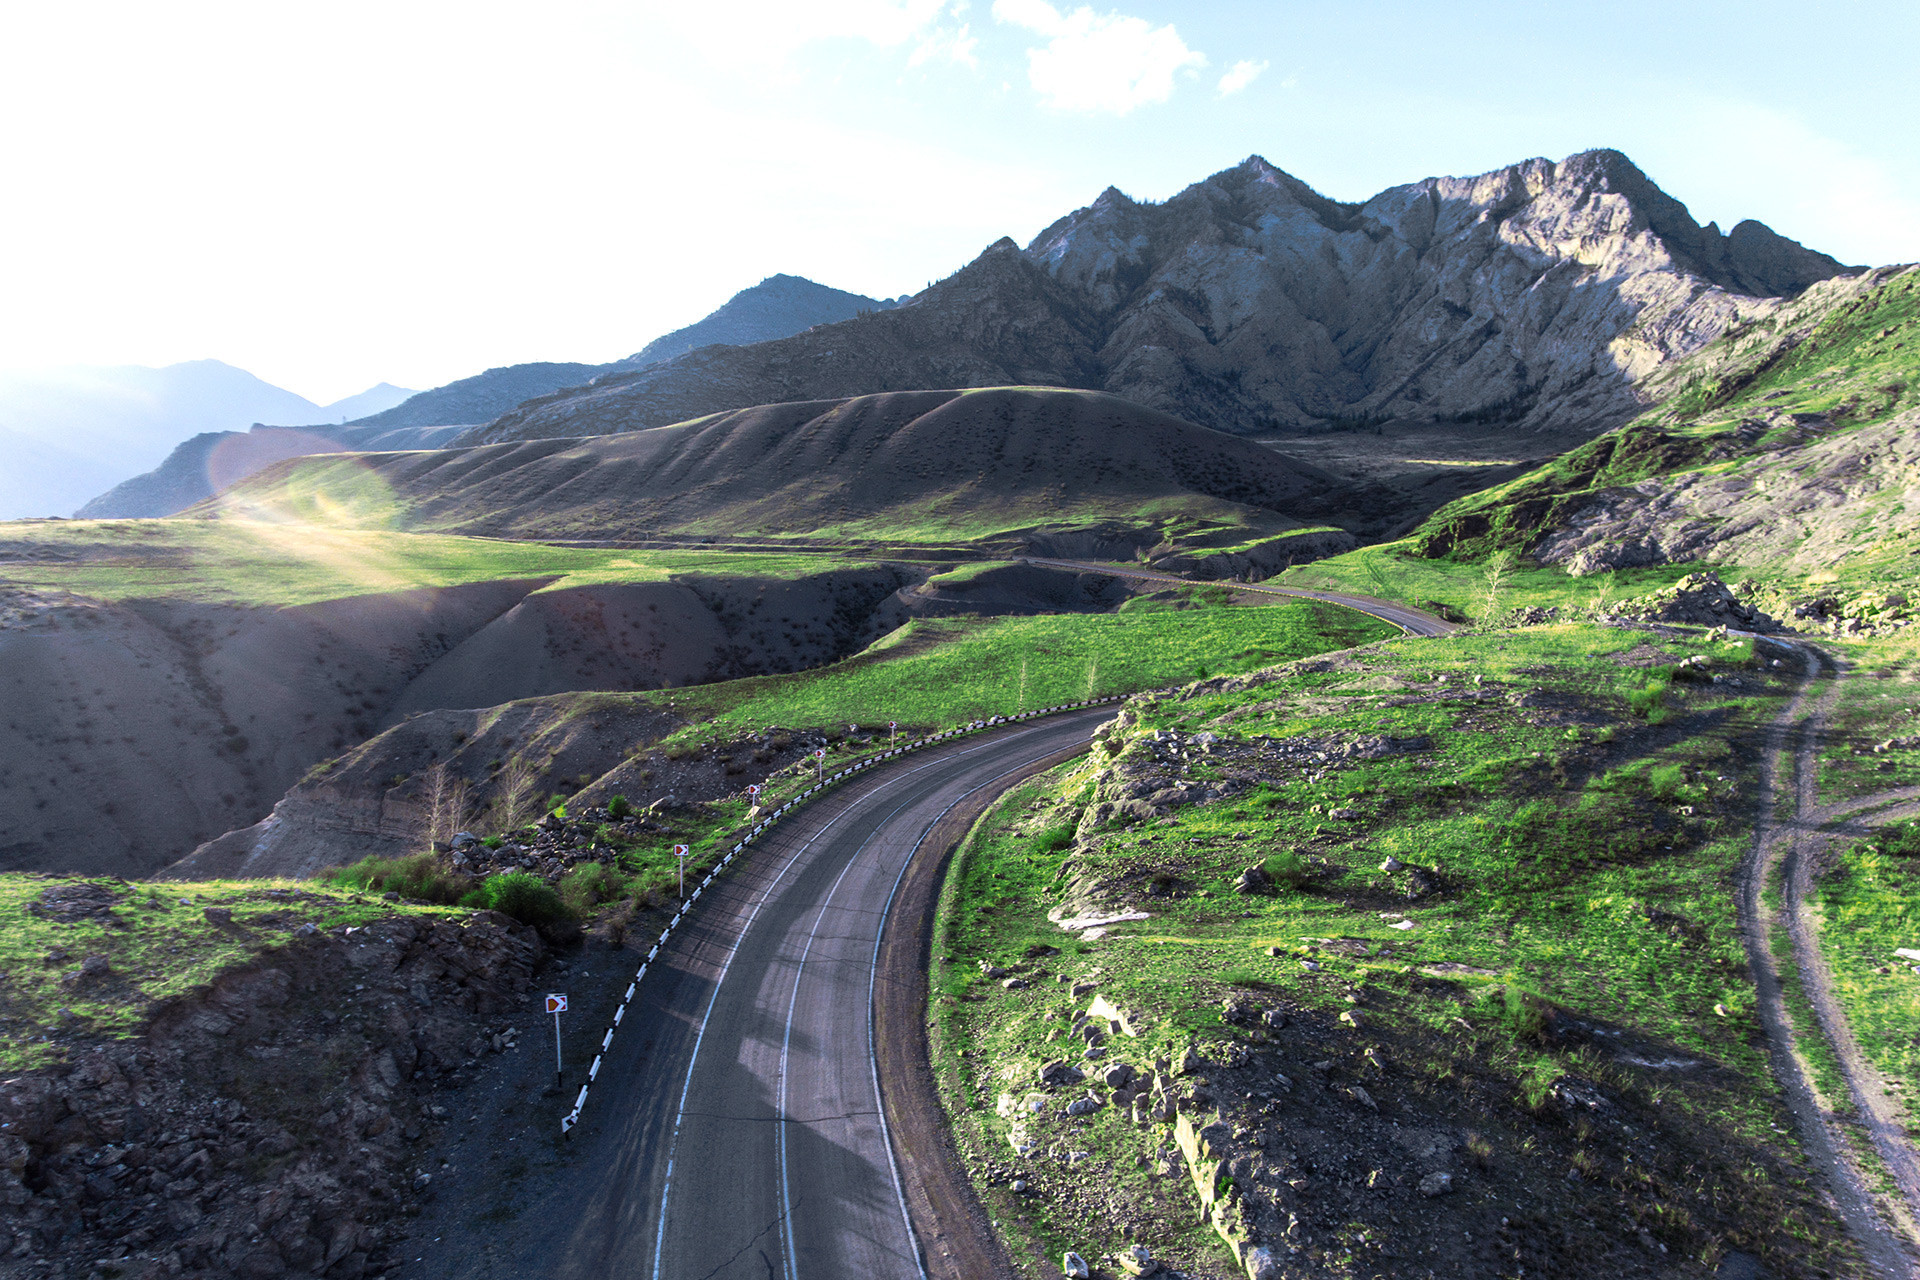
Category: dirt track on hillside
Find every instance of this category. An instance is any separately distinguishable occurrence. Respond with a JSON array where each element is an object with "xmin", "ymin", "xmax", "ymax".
[{"xmin": 1745, "ymin": 648, "xmax": 1920, "ymax": 1276}]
